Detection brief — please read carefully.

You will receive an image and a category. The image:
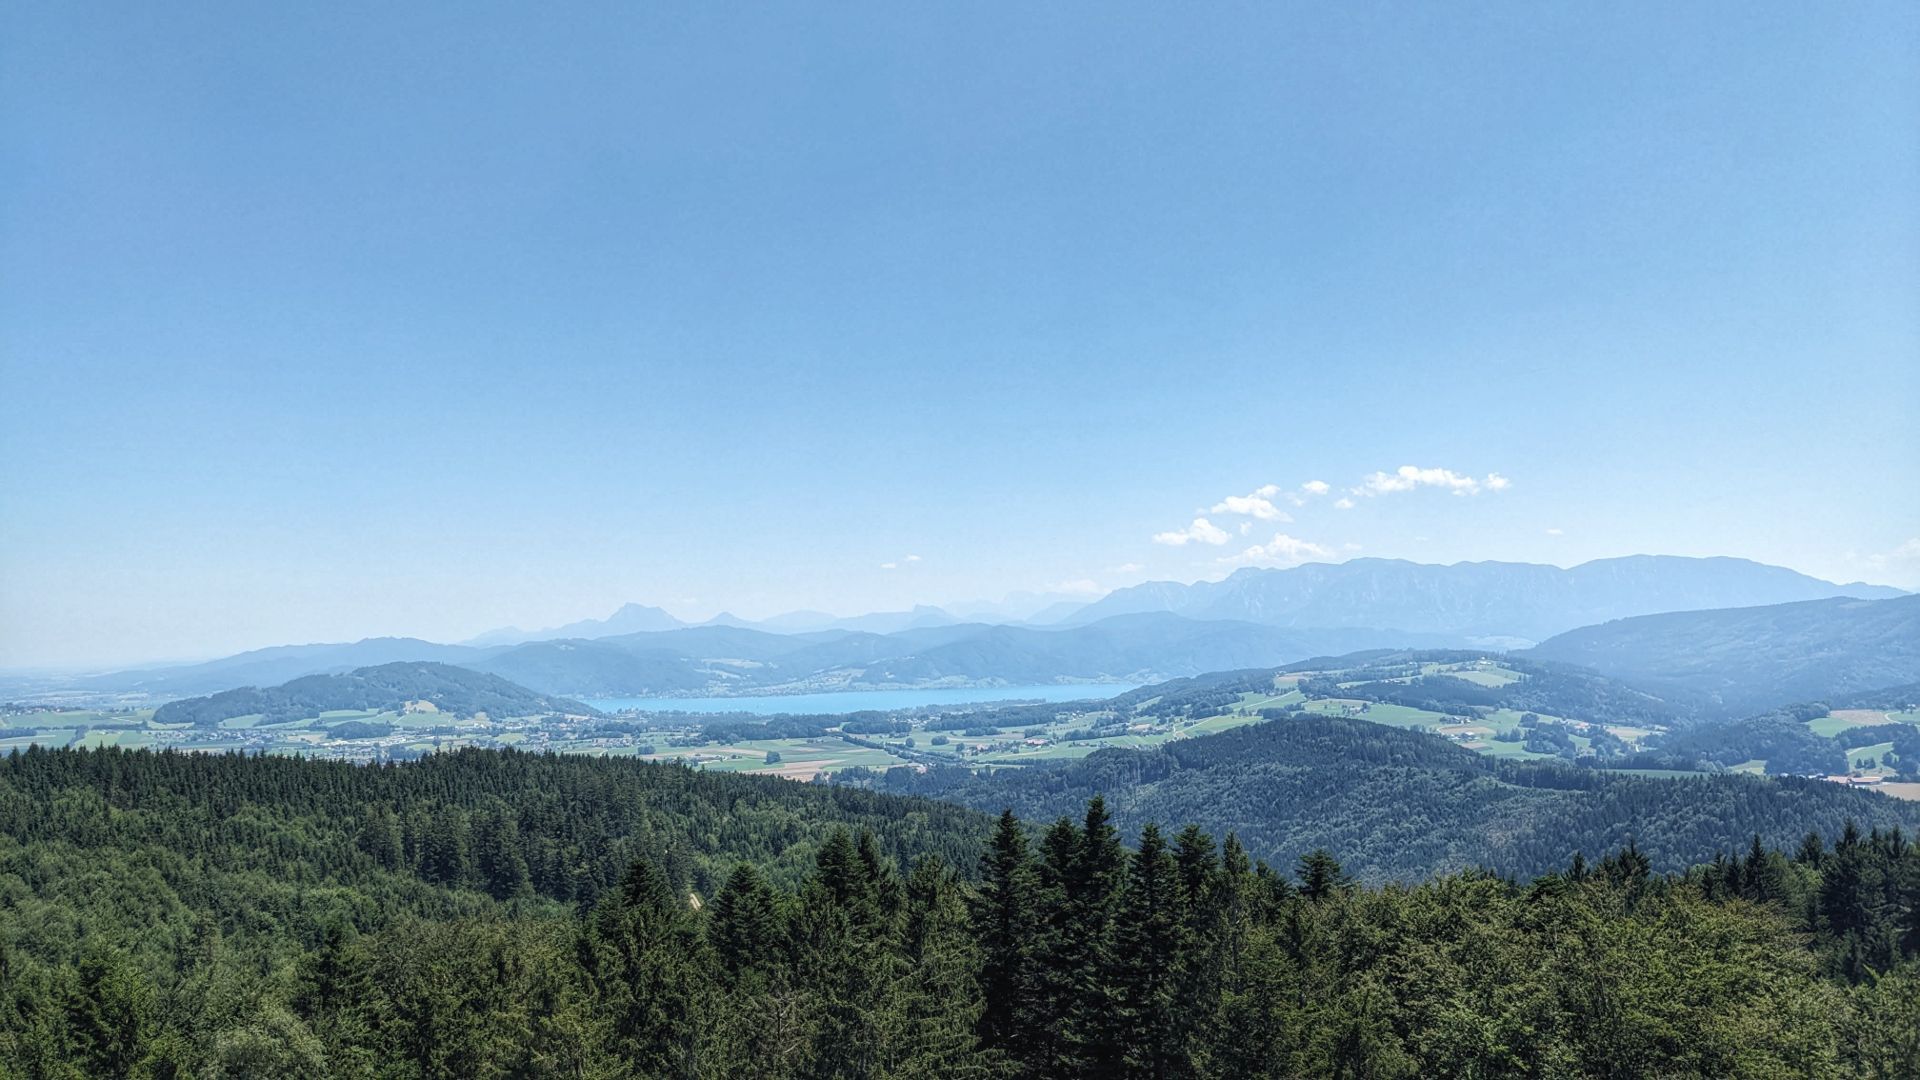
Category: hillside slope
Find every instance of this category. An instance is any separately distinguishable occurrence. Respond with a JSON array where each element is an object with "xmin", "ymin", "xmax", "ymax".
[
  {"xmin": 464, "ymin": 614, "xmax": 1457, "ymax": 697},
  {"xmin": 150, "ymin": 661, "xmax": 599, "ymax": 727},
  {"xmin": 1527, "ymin": 594, "xmax": 1920, "ymax": 714},
  {"xmin": 871, "ymin": 714, "xmax": 1920, "ymax": 882}
]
